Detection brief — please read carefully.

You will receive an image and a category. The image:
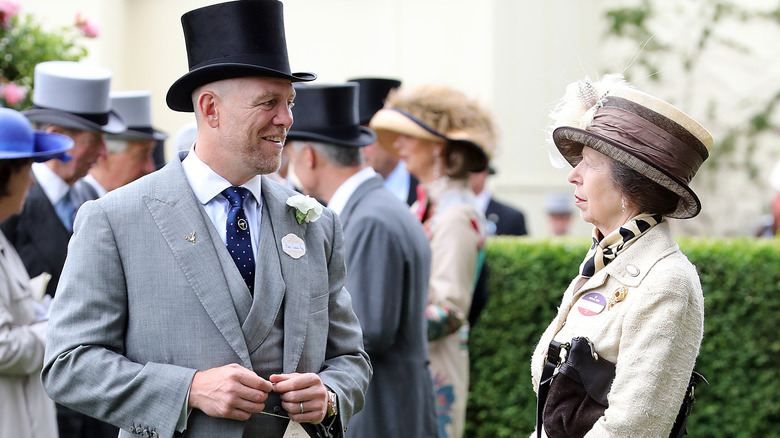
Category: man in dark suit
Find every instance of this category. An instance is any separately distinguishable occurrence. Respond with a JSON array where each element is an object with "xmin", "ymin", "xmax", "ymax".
[
  {"xmin": 468, "ymin": 166, "xmax": 527, "ymax": 326},
  {"xmin": 470, "ymin": 166, "xmax": 527, "ymax": 236},
  {"xmin": 1, "ymin": 61, "xmax": 126, "ymax": 299},
  {"xmin": 1, "ymin": 61, "xmax": 127, "ymax": 438},
  {"xmin": 286, "ymin": 83, "xmax": 437, "ymax": 438},
  {"xmin": 350, "ymin": 77, "xmax": 419, "ymax": 206}
]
